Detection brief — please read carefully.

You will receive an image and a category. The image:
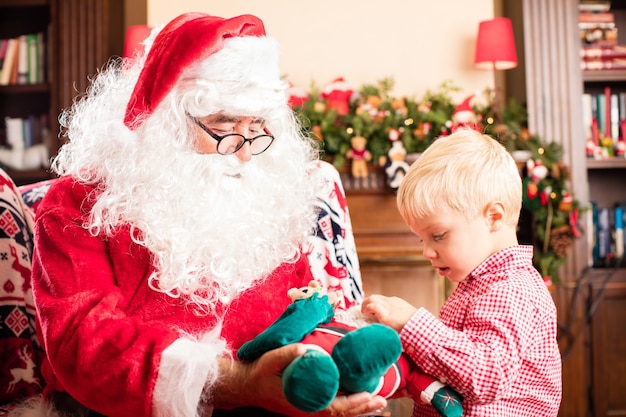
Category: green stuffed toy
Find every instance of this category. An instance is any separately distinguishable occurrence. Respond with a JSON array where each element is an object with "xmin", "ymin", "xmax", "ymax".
[{"xmin": 238, "ymin": 281, "xmax": 463, "ymax": 416}]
